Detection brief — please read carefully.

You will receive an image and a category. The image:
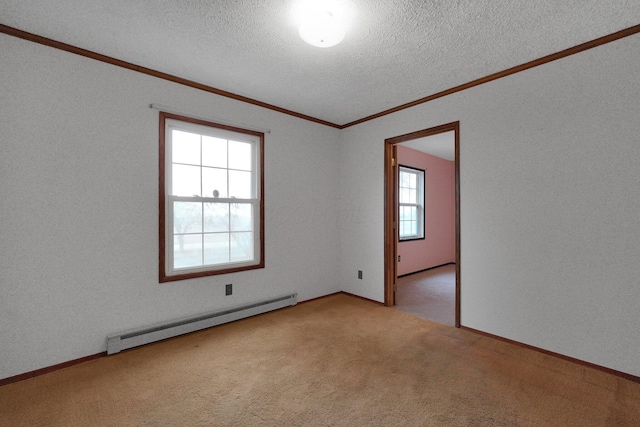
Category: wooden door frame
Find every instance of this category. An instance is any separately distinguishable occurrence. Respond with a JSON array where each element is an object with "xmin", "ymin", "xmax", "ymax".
[{"xmin": 384, "ymin": 121, "xmax": 461, "ymax": 327}]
